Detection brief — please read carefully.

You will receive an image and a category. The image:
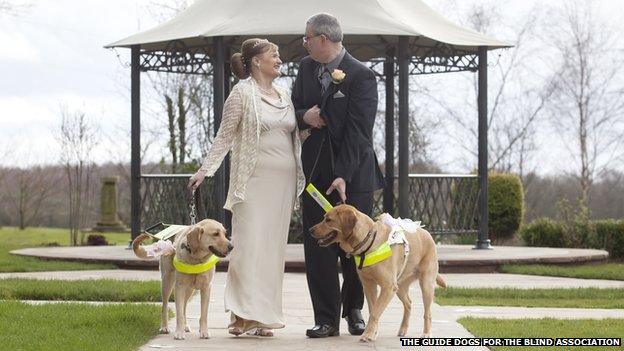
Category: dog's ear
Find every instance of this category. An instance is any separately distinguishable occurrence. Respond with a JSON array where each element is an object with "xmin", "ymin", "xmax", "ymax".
[
  {"xmin": 338, "ymin": 209, "xmax": 357, "ymax": 238},
  {"xmin": 186, "ymin": 226, "xmax": 204, "ymax": 253}
]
